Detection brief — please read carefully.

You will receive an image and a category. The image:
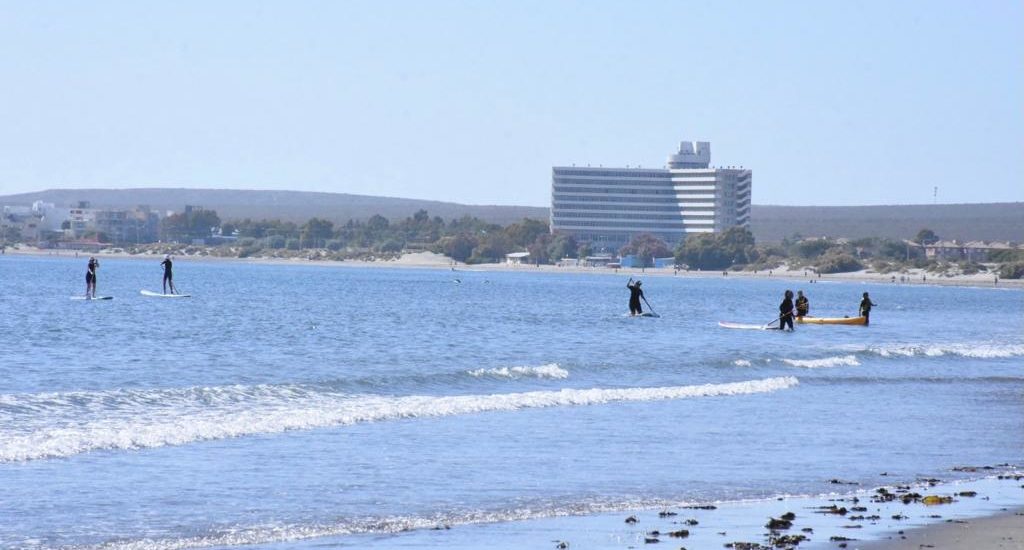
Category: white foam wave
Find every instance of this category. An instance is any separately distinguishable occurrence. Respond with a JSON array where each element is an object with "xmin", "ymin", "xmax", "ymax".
[
  {"xmin": 59, "ymin": 496, "xmax": 683, "ymax": 550},
  {"xmin": 0, "ymin": 377, "xmax": 798, "ymax": 462},
  {"xmin": 732, "ymin": 359, "xmax": 753, "ymax": 367},
  {"xmin": 467, "ymin": 363, "xmax": 569, "ymax": 379},
  {"xmin": 863, "ymin": 343, "xmax": 1024, "ymax": 359},
  {"xmin": 782, "ymin": 355, "xmax": 860, "ymax": 368}
]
